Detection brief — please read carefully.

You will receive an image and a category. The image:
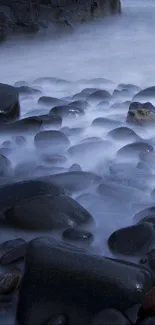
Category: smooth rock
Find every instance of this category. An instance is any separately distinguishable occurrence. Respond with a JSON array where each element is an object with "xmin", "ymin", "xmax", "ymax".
[
  {"xmin": 38, "ymin": 96, "xmax": 67, "ymax": 107},
  {"xmin": 91, "ymin": 308, "xmax": 130, "ymax": 325},
  {"xmin": 107, "ymin": 126, "xmax": 140, "ymax": 141},
  {"xmin": 43, "ymin": 171, "xmax": 102, "ymax": 193},
  {"xmin": 0, "ymin": 116, "xmax": 42, "ymax": 135},
  {"xmin": 108, "ymin": 223, "xmax": 155, "ymax": 256},
  {"xmin": 0, "ymin": 179, "xmax": 64, "ymax": 212},
  {"xmin": 117, "ymin": 83, "xmax": 141, "ymax": 93},
  {"xmin": 133, "ymin": 86, "xmax": 155, "ymax": 101},
  {"xmin": 117, "ymin": 142, "xmax": 154, "ymax": 160},
  {"xmin": 34, "ymin": 130, "xmax": 70, "ymax": 152},
  {"xmin": 0, "ymin": 83, "xmax": 20, "ymax": 123},
  {"xmin": 36, "ymin": 114, "xmax": 62, "ymax": 128},
  {"xmin": 5, "ymin": 195, "xmax": 94, "ymax": 230},
  {"xmin": 87, "ymin": 90, "xmax": 111, "ymax": 104},
  {"xmin": 0, "ymin": 239, "xmax": 27, "ymax": 265},
  {"xmin": 68, "ymin": 140, "xmax": 111, "ymax": 158},
  {"xmin": 92, "ymin": 117, "xmax": 121, "ymax": 128},
  {"xmin": 16, "ymin": 236, "xmax": 153, "ymax": 325}
]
